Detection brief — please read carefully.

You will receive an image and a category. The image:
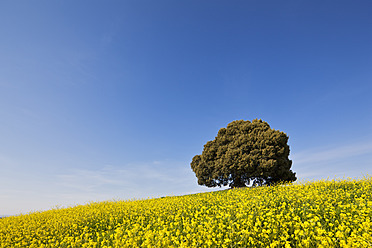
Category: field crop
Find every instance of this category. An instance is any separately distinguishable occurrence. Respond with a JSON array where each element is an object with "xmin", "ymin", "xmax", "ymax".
[{"xmin": 1, "ymin": 177, "xmax": 371, "ymax": 247}]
